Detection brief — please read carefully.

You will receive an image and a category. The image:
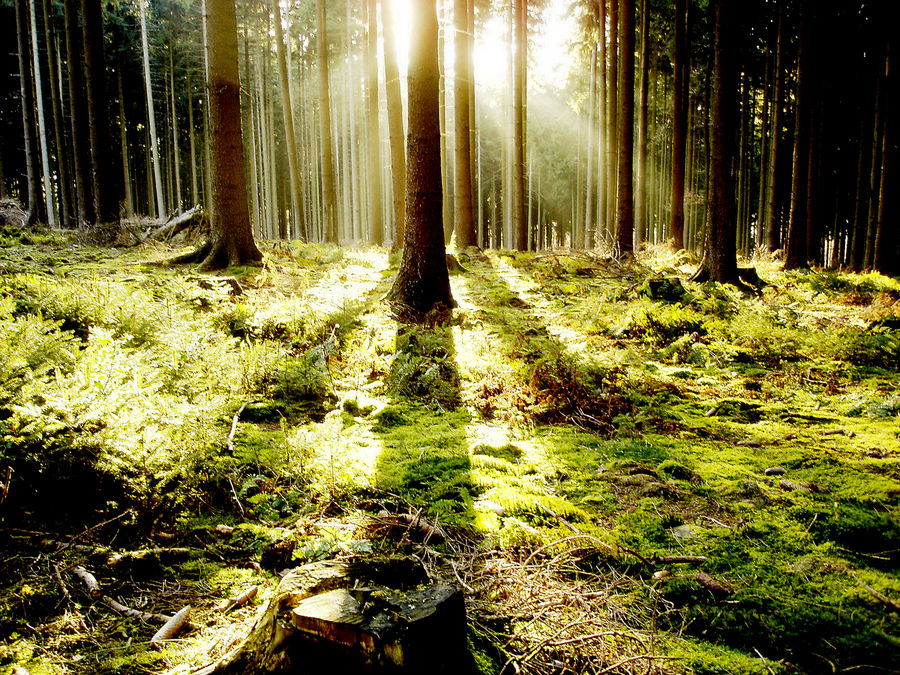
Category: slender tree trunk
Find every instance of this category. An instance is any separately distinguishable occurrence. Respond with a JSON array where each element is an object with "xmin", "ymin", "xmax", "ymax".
[
  {"xmin": 381, "ymin": 0, "xmax": 406, "ymax": 246},
  {"xmin": 874, "ymin": 40, "xmax": 897, "ymax": 275},
  {"xmin": 169, "ymin": 44, "xmax": 182, "ymax": 213},
  {"xmin": 140, "ymin": 0, "xmax": 165, "ymax": 218},
  {"xmin": 614, "ymin": 0, "xmax": 634, "ymax": 255},
  {"xmin": 364, "ymin": 0, "xmax": 383, "ymax": 245},
  {"xmin": 607, "ymin": 0, "xmax": 619, "ymax": 233},
  {"xmin": 117, "ymin": 70, "xmax": 133, "ymax": 216},
  {"xmin": 785, "ymin": 0, "xmax": 810, "ymax": 270},
  {"xmin": 669, "ymin": 0, "xmax": 687, "ymax": 249},
  {"xmin": 388, "ymin": 0, "xmax": 454, "ymax": 321},
  {"xmin": 764, "ymin": 3, "xmax": 785, "ymax": 252},
  {"xmin": 597, "ymin": 0, "xmax": 607, "ymax": 245},
  {"xmin": 44, "ymin": 5, "xmax": 73, "ymax": 229},
  {"xmin": 581, "ymin": 45, "xmax": 595, "ymax": 250},
  {"xmin": 453, "ymin": 0, "xmax": 476, "ymax": 248},
  {"xmin": 512, "ymin": 0, "xmax": 527, "ymax": 250},
  {"xmin": 272, "ymin": 0, "xmax": 304, "ymax": 240},
  {"xmin": 316, "ymin": 0, "xmax": 338, "ymax": 243},
  {"xmin": 81, "ymin": 0, "xmax": 118, "ymax": 223},
  {"xmin": 16, "ymin": 0, "xmax": 43, "ymax": 225},
  {"xmin": 29, "ymin": 0, "xmax": 54, "ymax": 226},
  {"xmin": 635, "ymin": 0, "xmax": 650, "ymax": 250}
]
